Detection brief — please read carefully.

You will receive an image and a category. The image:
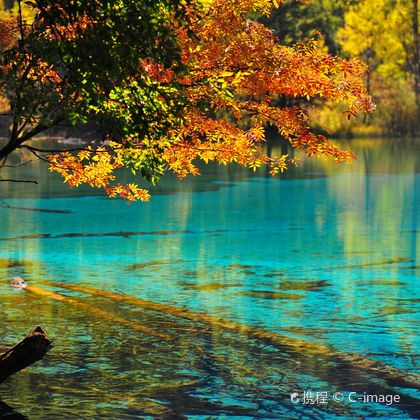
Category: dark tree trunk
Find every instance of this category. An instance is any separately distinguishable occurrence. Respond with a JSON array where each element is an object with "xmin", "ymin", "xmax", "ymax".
[
  {"xmin": 0, "ymin": 326, "xmax": 52, "ymax": 384},
  {"xmin": 413, "ymin": 0, "xmax": 420, "ymax": 125}
]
